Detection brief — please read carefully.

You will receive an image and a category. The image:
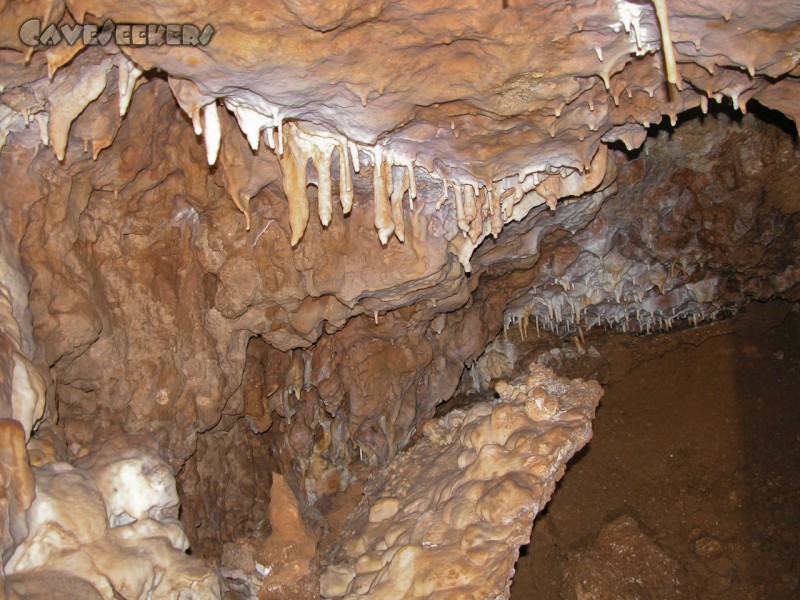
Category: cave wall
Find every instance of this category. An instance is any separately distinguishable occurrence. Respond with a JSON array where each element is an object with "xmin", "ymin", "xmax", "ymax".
[
  {"xmin": 8, "ymin": 91, "xmax": 797, "ymax": 561},
  {"xmin": 0, "ymin": 0, "xmax": 798, "ymax": 587},
  {"xmin": 499, "ymin": 108, "xmax": 800, "ymax": 339}
]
